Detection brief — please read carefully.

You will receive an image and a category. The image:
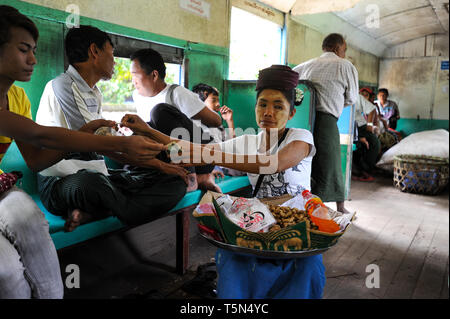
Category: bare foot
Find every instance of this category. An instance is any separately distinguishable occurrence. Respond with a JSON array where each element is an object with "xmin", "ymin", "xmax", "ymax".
[
  {"xmin": 336, "ymin": 202, "xmax": 352, "ymax": 215},
  {"xmin": 197, "ymin": 173, "xmax": 222, "ymax": 193},
  {"xmin": 186, "ymin": 173, "xmax": 198, "ymax": 192},
  {"xmin": 64, "ymin": 208, "xmax": 93, "ymax": 232}
]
